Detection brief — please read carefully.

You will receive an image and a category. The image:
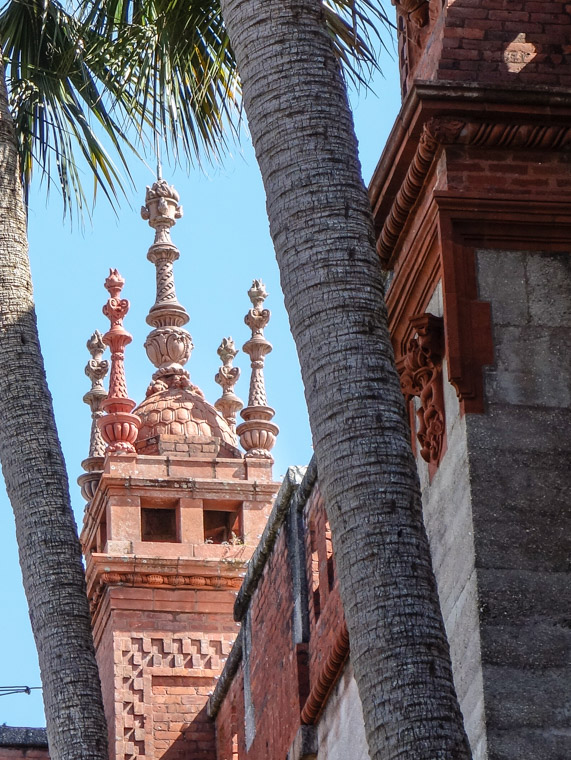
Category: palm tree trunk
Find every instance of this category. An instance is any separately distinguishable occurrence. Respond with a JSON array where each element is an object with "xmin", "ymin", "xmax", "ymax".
[
  {"xmin": 0, "ymin": 65, "xmax": 108, "ymax": 760},
  {"xmin": 218, "ymin": 1, "xmax": 471, "ymax": 757}
]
